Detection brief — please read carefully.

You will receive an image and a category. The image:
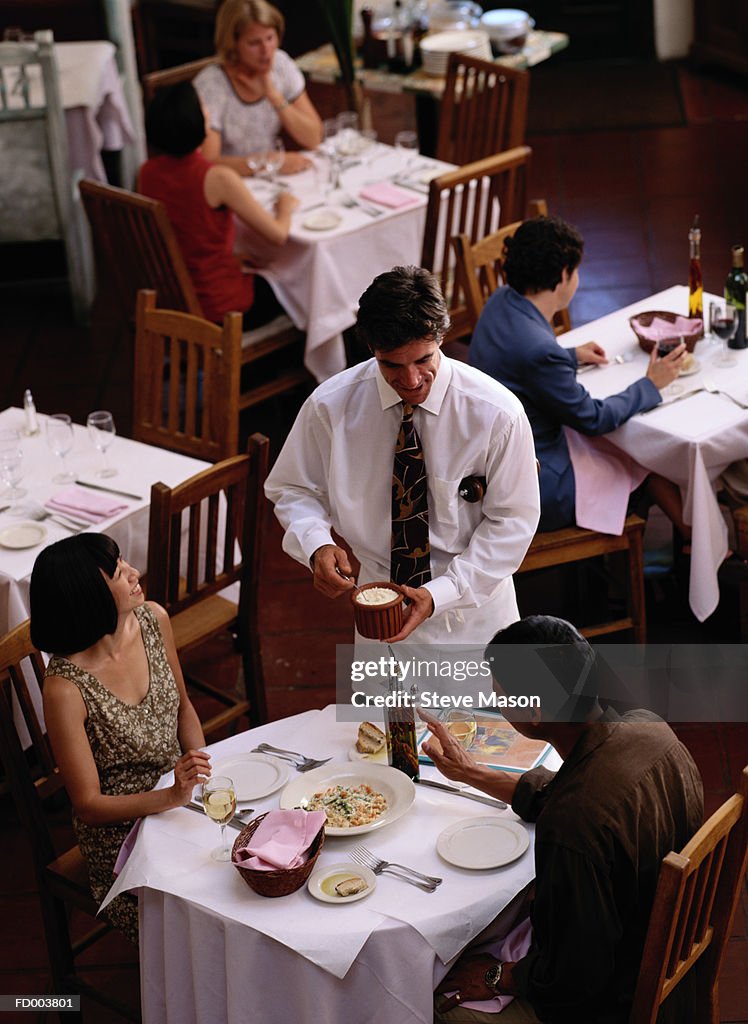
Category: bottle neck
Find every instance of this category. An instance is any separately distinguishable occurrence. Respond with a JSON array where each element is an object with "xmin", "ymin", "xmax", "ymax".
[{"xmin": 732, "ymin": 249, "xmax": 745, "ymax": 270}]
